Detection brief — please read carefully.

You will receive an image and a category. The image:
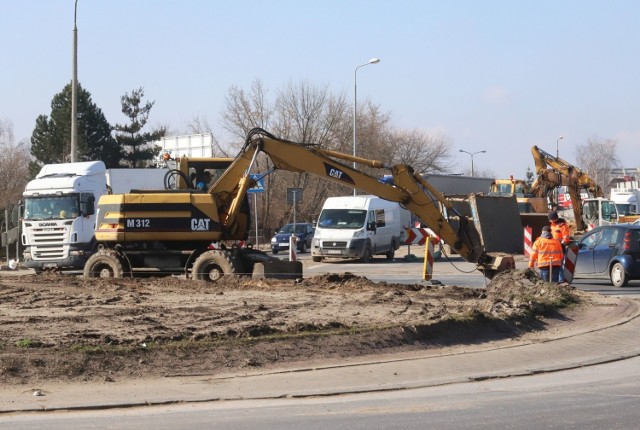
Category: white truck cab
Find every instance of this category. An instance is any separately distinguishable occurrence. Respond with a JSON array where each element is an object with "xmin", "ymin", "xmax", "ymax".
[{"xmin": 21, "ymin": 161, "xmax": 167, "ymax": 272}]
